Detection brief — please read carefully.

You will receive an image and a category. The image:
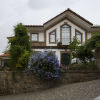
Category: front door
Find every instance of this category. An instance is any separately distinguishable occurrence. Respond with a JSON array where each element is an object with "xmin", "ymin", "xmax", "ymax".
[{"xmin": 61, "ymin": 53, "xmax": 70, "ymax": 68}]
